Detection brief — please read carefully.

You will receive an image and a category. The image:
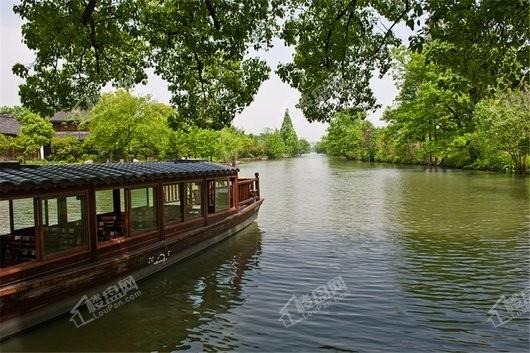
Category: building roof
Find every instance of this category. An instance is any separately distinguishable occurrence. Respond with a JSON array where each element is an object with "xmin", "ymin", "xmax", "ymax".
[
  {"xmin": 0, "ymin": 161, "xmax": 238, "ymax": 195},
  {"xmin": 50, "ymin": 110, "xmax": 87, "ymax": 122},
  {"xmin": 55, "ymin": 131, "xmax": 90, "ymax": 140},
  {"xmin": 0, "ymin": 114, "xmax": 22, "ymax": 136}
]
